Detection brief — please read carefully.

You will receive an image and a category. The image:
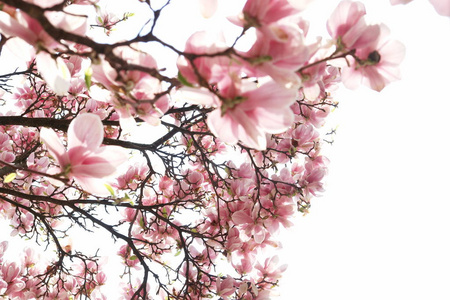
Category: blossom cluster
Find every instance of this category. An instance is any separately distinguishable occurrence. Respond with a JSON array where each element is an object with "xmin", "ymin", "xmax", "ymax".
[
  {"xmin": 0, "ymin": 241, "xmax": 107, "ymax": 299},
  {"xmin": 0, "ymin": 0, "xmax": 409, "ymax": 299}
]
